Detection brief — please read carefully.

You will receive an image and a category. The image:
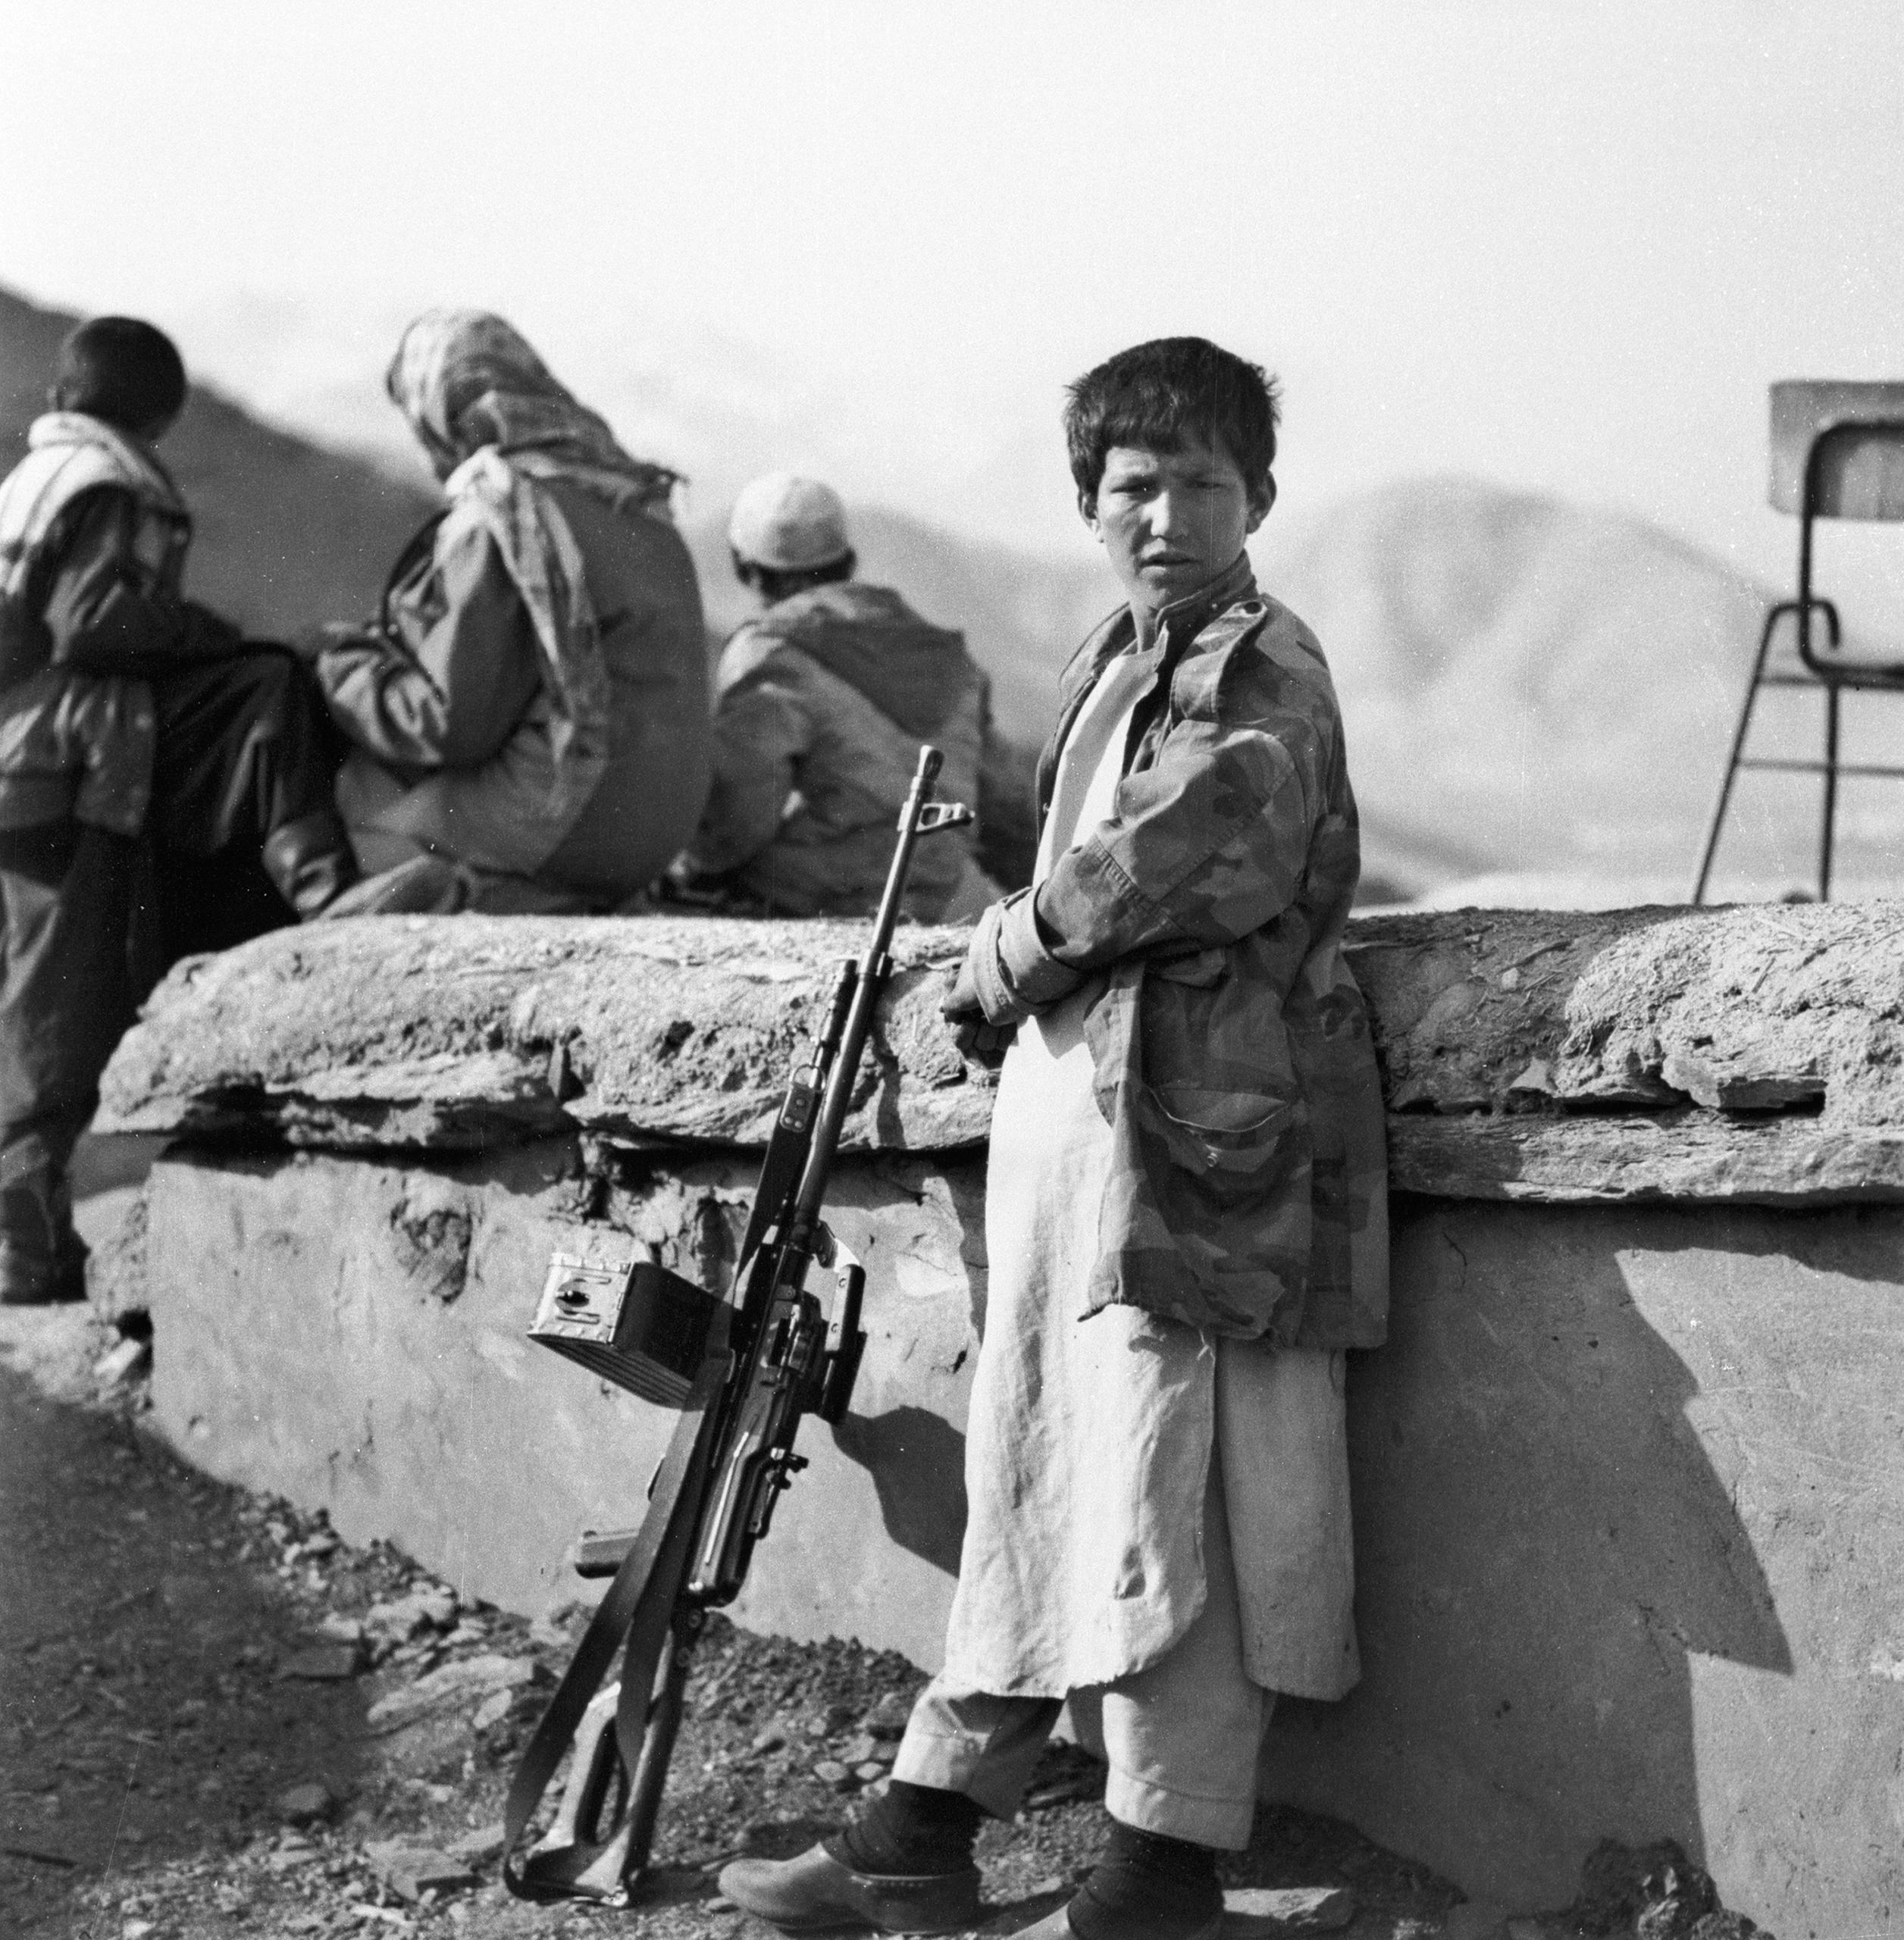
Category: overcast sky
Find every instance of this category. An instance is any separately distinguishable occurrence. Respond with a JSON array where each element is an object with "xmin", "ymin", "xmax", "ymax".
[{"xmin": 4, "ymin": 0, "xmax": 1902, "ymax": 621}]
